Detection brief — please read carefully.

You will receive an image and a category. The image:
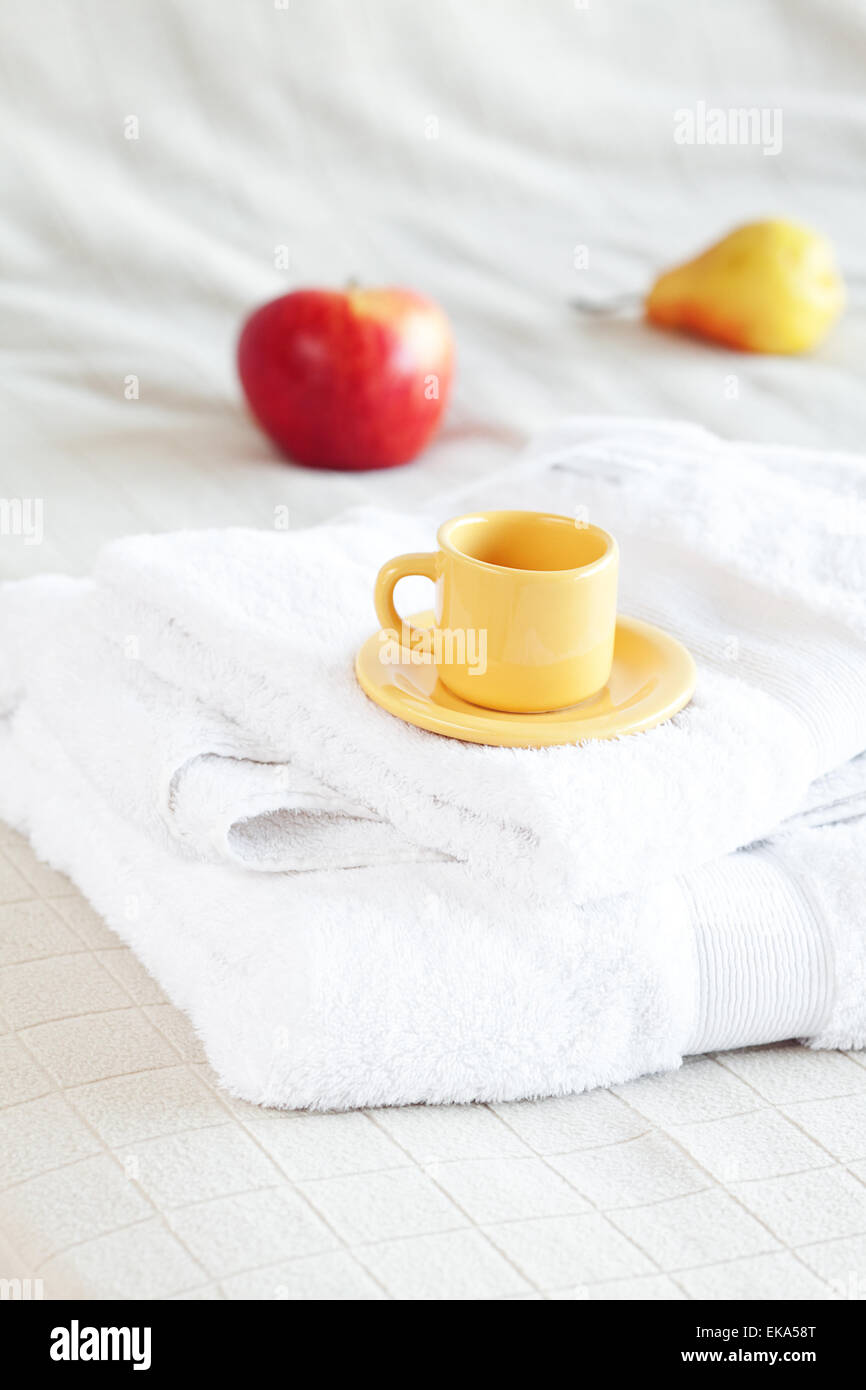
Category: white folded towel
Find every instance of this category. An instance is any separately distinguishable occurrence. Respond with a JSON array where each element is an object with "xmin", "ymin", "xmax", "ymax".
[
  {"xmin": 0, "ymin": 573, "xmax": 445, "ymax": 872},
  {"xmin": 6, "ymin": 417, "xmax": 862, "ymax": 902},
  {"xmin": 1, "ymin": 701, "xmax": 863, "ymax": 1109},
  {"xmin": 2, "ymin": 416, "xmax": 865, "ymax": 1108}
]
